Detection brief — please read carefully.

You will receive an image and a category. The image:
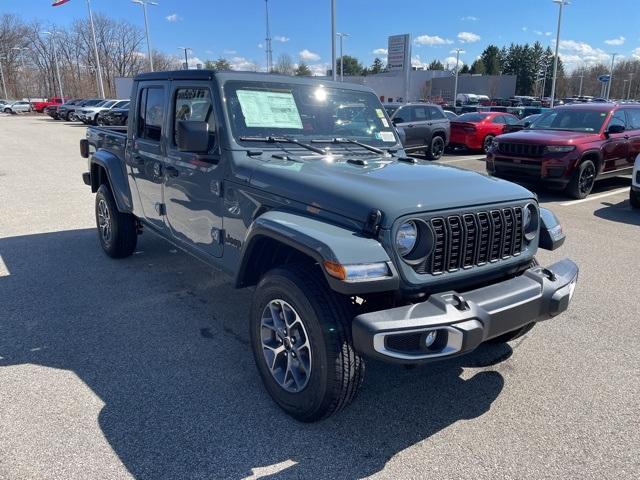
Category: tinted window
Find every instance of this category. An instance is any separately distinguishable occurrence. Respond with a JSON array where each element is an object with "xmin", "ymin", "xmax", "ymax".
[
  {"xmin": 427, "ymin": 106, "xmax": 445, "ymax": 119},
  {"xmin": 608, "ymin": 110, "xmax": 626, "ymax": 129},
  {"xmin": 624, "ymin": 108, "xmax": 640, "ymax": 130},
  {"xmin": 137, "ymin": 87, "xmax": 164, "ymax": 142},
  {"xmin": 411, "ymin": 106, "xmax": 428, "ymax": 121},
  {"xmin": 492, "ymin": 116, "xmax": 506, "ymax": 124},
  {"xmin": 457, "ymin": 113, "xmax": 489, "ymax": 122},
  {"xmin": 504, "ymin": 115, "xmax": 519, "ymax": 125},
  {"xmin": 530, "ymin": 109, "xmax": 608, "ymax": 132},
  {"xmin": 173, "ymin": 87, "xmax": 214, "ymax": 145}
]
